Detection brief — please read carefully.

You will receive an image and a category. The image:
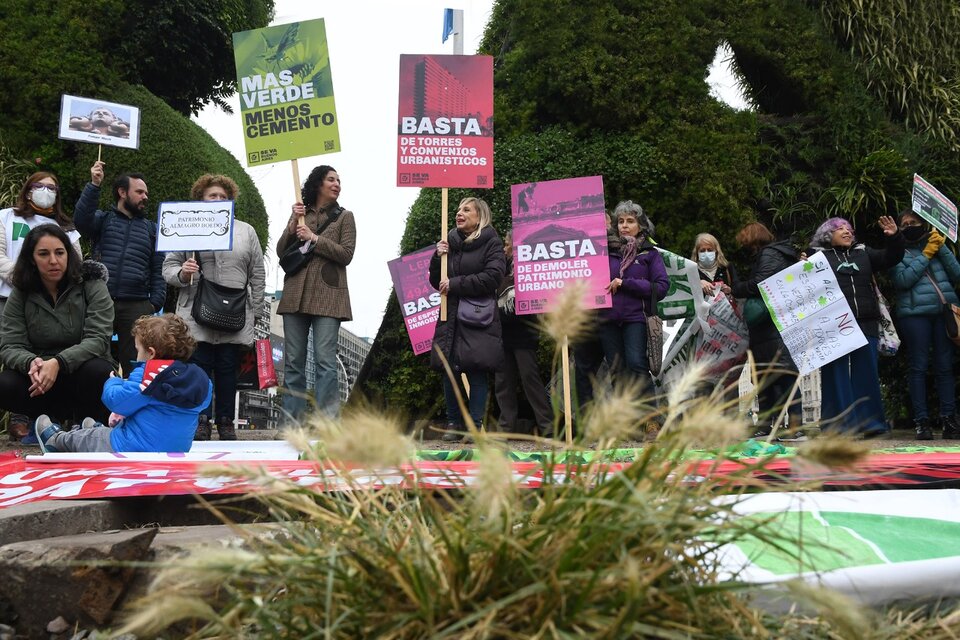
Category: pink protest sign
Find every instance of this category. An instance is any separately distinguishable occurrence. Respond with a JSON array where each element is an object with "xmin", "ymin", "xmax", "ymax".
[
  {"xmin": 510, "ymin": 176, "xmax": 612, "ymax": 315},
  {"xmin": 388, "ymin": 246, "xmax": 440, "ymax": 355}
]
